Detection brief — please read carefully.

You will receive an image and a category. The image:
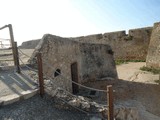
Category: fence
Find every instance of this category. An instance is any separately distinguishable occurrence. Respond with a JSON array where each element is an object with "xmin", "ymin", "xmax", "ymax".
[{"xmin": 0, "ymin": 24, "xmax": 20, "ymax": 73}]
